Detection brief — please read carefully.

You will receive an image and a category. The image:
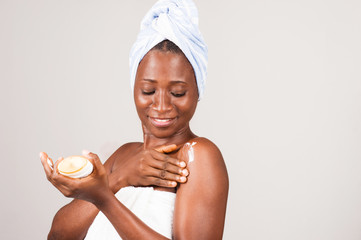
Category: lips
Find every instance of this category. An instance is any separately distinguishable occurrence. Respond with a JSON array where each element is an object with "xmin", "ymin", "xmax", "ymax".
[{"xmin": 149, "ymin": 117, "xmax": 176, "ymax": 127}]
